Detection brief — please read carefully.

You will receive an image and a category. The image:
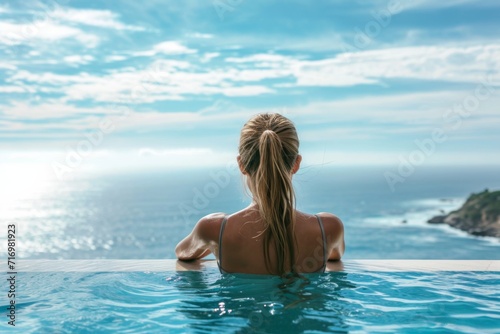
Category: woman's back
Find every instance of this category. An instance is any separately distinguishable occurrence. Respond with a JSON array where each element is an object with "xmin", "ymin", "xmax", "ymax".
[{"xmin": 197, "ymin": 207, "xmax": 344, "ymax": 275}]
